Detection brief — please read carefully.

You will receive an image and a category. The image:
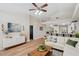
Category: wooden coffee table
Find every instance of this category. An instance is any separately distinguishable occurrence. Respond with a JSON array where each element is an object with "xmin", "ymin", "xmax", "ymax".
[{"xmin": 28, "ymin": 46, "xmax": 52, "ymax": 56}]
